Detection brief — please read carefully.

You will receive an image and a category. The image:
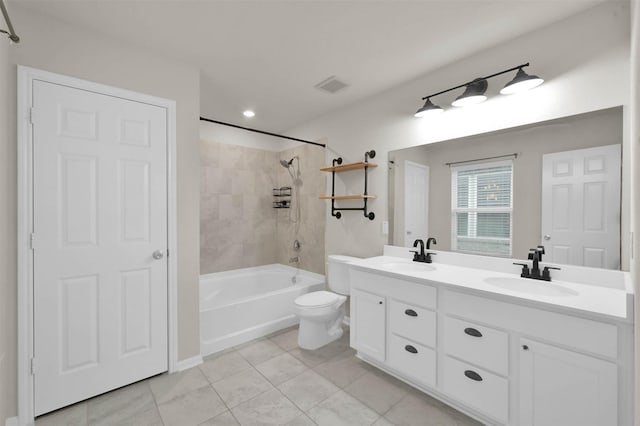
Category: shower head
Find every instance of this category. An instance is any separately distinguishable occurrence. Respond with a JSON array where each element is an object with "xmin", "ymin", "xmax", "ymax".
[{"xmin": 279, "ymin": 157, "xmax": 298, "ymax": 168}]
